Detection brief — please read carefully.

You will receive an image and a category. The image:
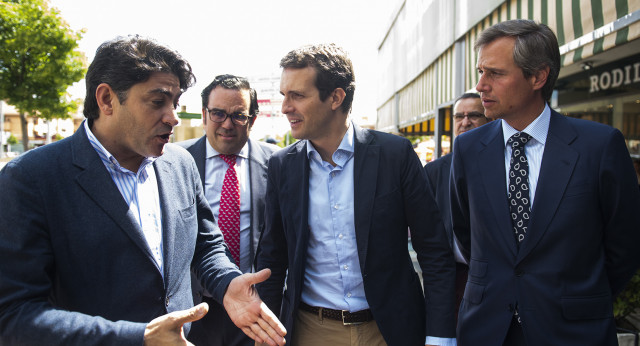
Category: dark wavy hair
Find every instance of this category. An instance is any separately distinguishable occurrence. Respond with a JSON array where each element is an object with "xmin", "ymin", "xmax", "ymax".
[
  {"xmin": 83, "ymin": 35, "xmax": 196, "ymax": 121},
  {"xmin": 200, "ymin": 74, "xmax": 259, "ymax": 117},
  {"xmin": 280, "ymin": 43, "xmax": 355, "ymax": 114},
  {"xmin": 475, "ymin": 19, "xmax": 560, "ymax": 102}
]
